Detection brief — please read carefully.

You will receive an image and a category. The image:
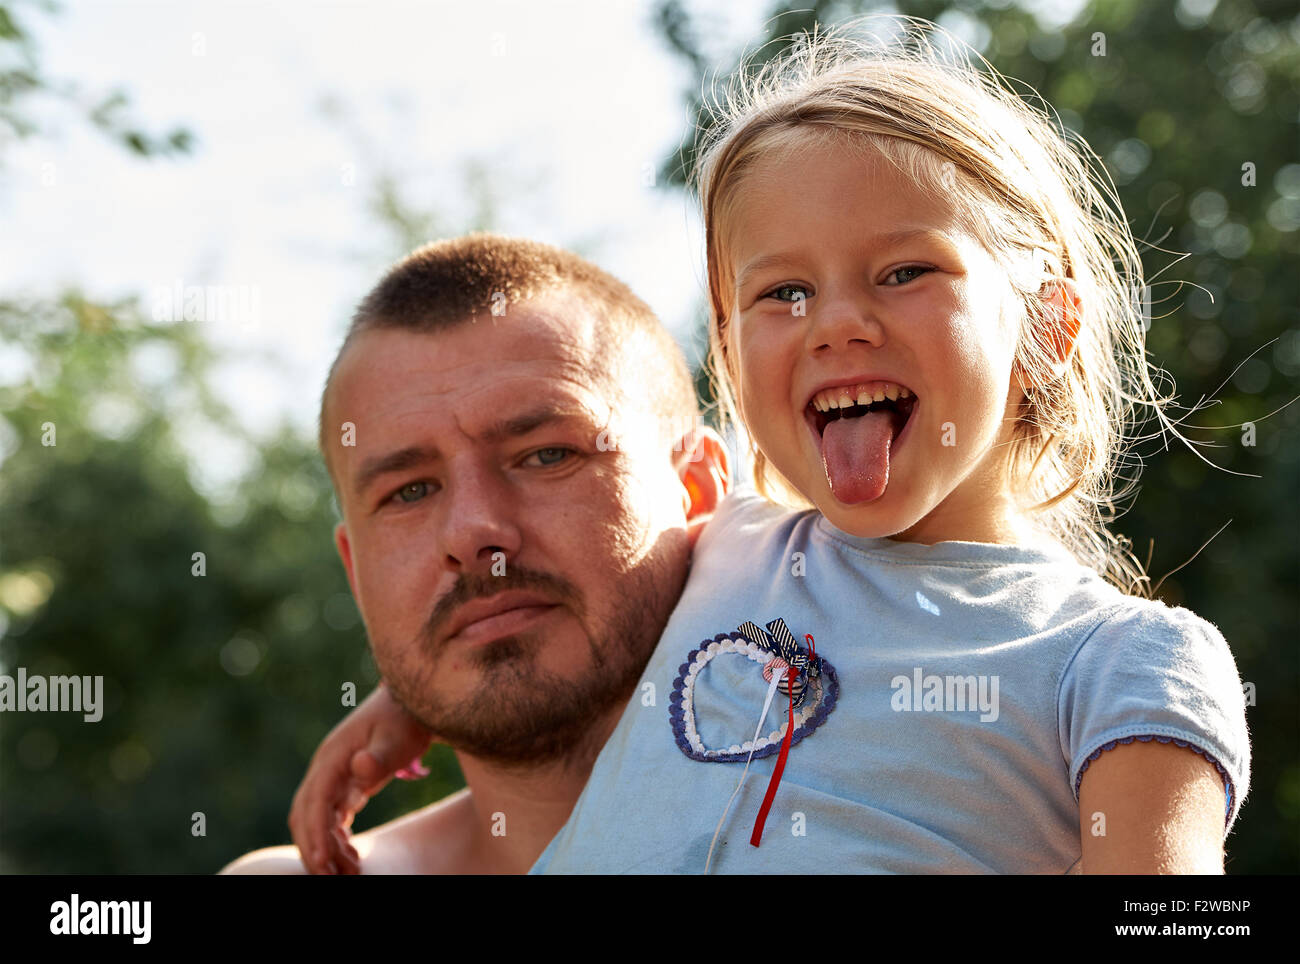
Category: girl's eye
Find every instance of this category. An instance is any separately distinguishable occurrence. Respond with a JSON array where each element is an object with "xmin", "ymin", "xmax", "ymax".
[
  {"xmin": 884, "ymin": 265, "xmax": 933, "ymax": 286},
  {"xmin": 526, "ymin": 447, "xmax": 572, "ymax": 467},
  {"xmin": 762, "ymin": 284, "xmax": 811, "ymax": 303}
]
